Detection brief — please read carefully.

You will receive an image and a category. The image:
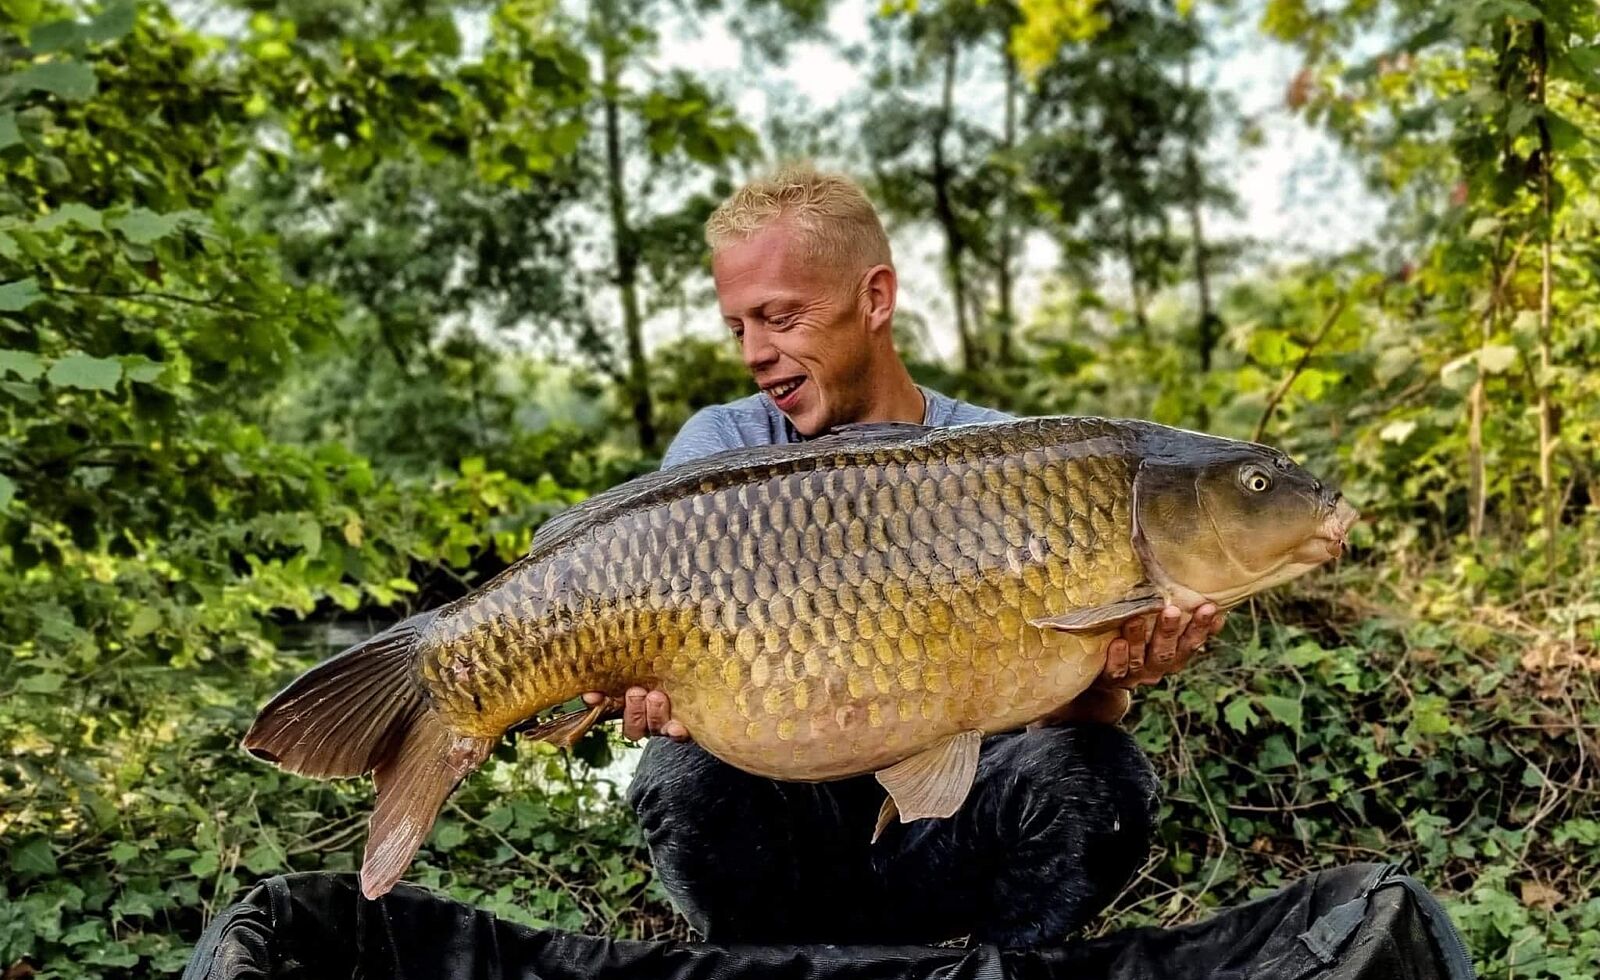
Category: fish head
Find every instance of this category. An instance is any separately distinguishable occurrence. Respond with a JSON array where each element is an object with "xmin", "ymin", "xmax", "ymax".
[{"xmin": 1133, "ymin": 442, "xmax": 1358, "ymax": 608}]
